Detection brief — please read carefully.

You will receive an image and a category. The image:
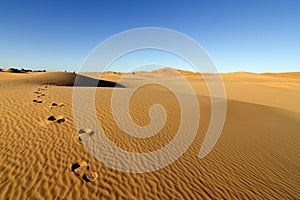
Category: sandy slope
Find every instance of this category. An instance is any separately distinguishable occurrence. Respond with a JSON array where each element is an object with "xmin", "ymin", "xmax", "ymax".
[{"xmin": 0, "ymin": 70, "xmax": 299, "ymax": 199}]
